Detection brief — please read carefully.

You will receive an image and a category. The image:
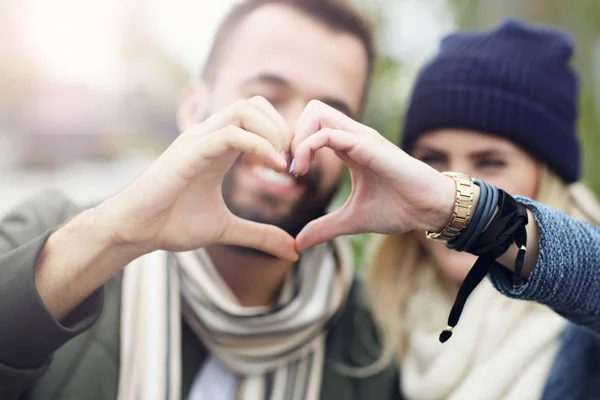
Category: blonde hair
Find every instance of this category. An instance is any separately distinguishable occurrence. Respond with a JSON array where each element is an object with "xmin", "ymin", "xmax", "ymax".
[{"xmin": 364, "ymin": 166, "xmax": 600, "ymax": 363}]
